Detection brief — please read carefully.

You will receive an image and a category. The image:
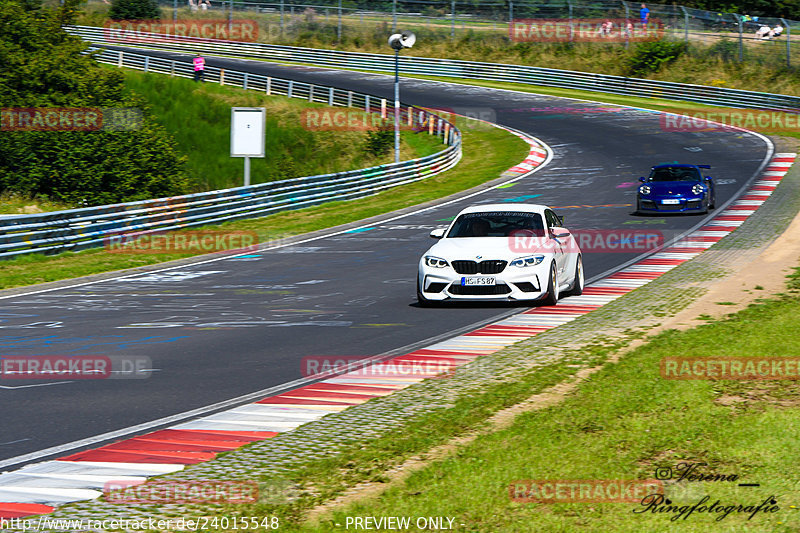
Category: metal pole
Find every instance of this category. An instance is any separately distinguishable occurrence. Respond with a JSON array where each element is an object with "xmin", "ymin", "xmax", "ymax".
[
  {"xmin": 782, "ymin": 18, "xmax": 791, "ymax": 67},
  {"xmin": 681, "ymin": 6, "xmax": 688, "ymax": 44},
  {"xmin": 451, "ymin": 0, "xmax": 455, "ymax": 39},
  {"xmin": 280, "ymin": 0, "xmax": 284, "ymax": 37},
  {"xmin": 509, "ymin": 0, "xmax": 513, "ymax": 24},
  {"xmin": 394, "ymin": 50, "xmax": 400, "ymax": 164},
  {"xmin": 567, "ymin": 0, "xmax": 573, "ymax": 42},
  {"xmin": 337, "ymin": 0, "xmax": 342, "ymax": 41},
  {"xmin": 228, "ymin": 0, "xmax": 233, "ymax": 34},
  {"xmin": 737, "ymin": 14, "xmax": 743, "ymax": 62},
  {"xmin": 244, "ymin": 156, "xmax": 251, "ymax": 186},
  {"xmin": 623, "ymin": 2, "xmax": 629, "ymax": 49},
  {"xmin": 393, "ymin": 0, "xmax": 397, "ymax": 32},
  {"xmin": 173, "ymin": 0, "xmax": 177, "ymax": 21}
]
